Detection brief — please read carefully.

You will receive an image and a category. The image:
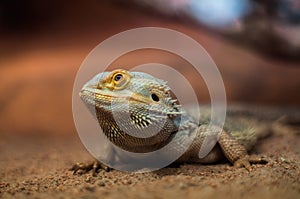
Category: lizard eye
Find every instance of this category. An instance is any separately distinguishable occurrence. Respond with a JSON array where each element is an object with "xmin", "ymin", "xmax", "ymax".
[
  {"xmin": 114, "ymin": 74, "xmax": 123, "ymax": 81},
  {"xmin": 104, "ymin": 69, "xmax": 131, "ymax": 90},
  {"xmin": 151, "ymin": 93, "xmax": 159, "ymax": 102}
]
